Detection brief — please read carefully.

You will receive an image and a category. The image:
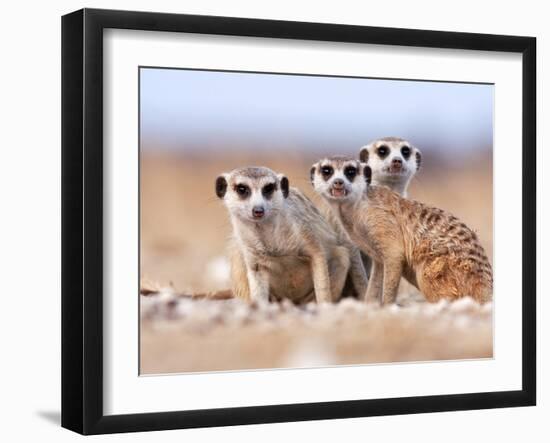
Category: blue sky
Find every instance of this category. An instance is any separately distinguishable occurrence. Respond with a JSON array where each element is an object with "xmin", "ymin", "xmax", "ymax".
[{"xmin": 140, "ymin": 68, "xmax": 493, "ymax": 157}]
